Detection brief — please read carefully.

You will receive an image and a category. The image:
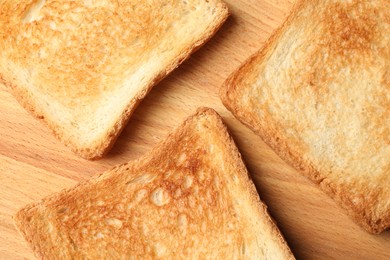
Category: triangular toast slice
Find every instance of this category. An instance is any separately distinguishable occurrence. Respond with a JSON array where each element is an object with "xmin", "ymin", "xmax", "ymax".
[
  {"xmin": 14, "ymin": 108, "xmax": 294, "ymax": 259},
  {"xmin": 0, "ymin": 0, "xmax": 228, "ymax": 159},
  {"xmin": 221, "ymin": 0, "xmax": 389, "ymax": 233}
]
